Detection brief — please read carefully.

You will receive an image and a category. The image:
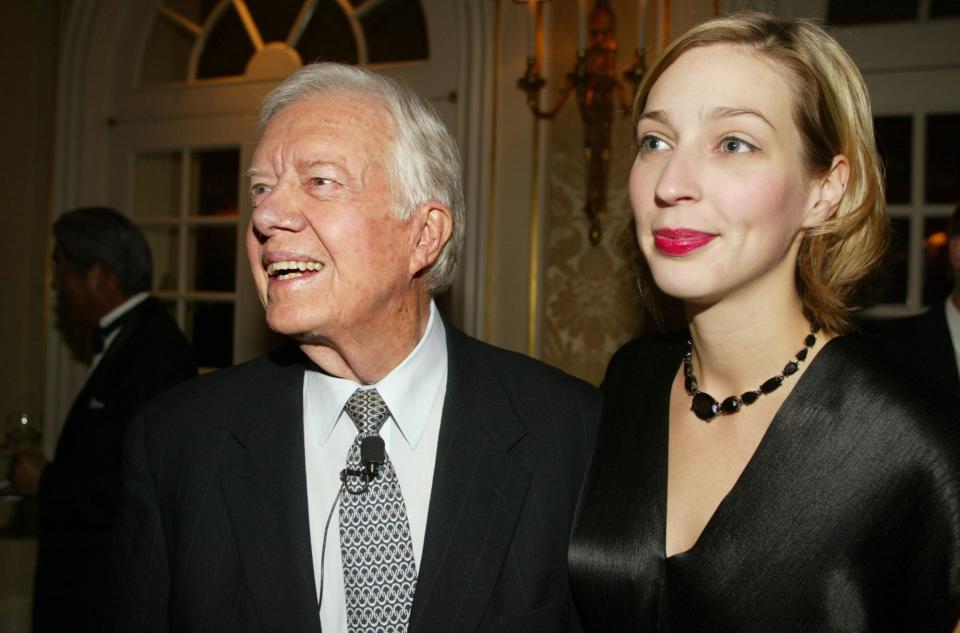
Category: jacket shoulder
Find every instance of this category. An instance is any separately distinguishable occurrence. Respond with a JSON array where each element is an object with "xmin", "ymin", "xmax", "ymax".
[
  {"xmin": 141, "ymin": 346, "xmax": 299, "ymax": 423},
  {"xmin": 454, "ymin": 330, "xmax": 598, "ymax": 398}
]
